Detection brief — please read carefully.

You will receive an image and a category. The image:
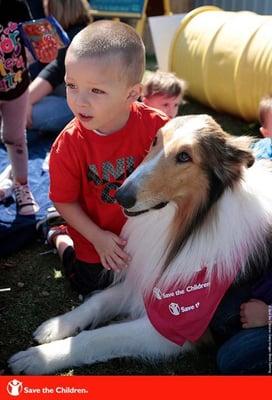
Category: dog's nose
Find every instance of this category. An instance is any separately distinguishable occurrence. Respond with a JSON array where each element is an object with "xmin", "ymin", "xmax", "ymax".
[{"xmin": 115, "ymin": 182, "xmax": 137, "ymax": 208}]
